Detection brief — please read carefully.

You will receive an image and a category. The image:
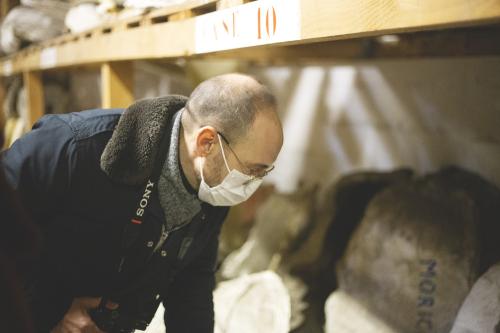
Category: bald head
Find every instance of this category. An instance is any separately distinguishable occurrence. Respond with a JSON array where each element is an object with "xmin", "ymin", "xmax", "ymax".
[
  {"xmin": 178, "ymin": 73, "xmax": 283, "ymax": 195},
  {"xmin": 184, "ymin": 73, "xmax": 278, "ymax": 144}
]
